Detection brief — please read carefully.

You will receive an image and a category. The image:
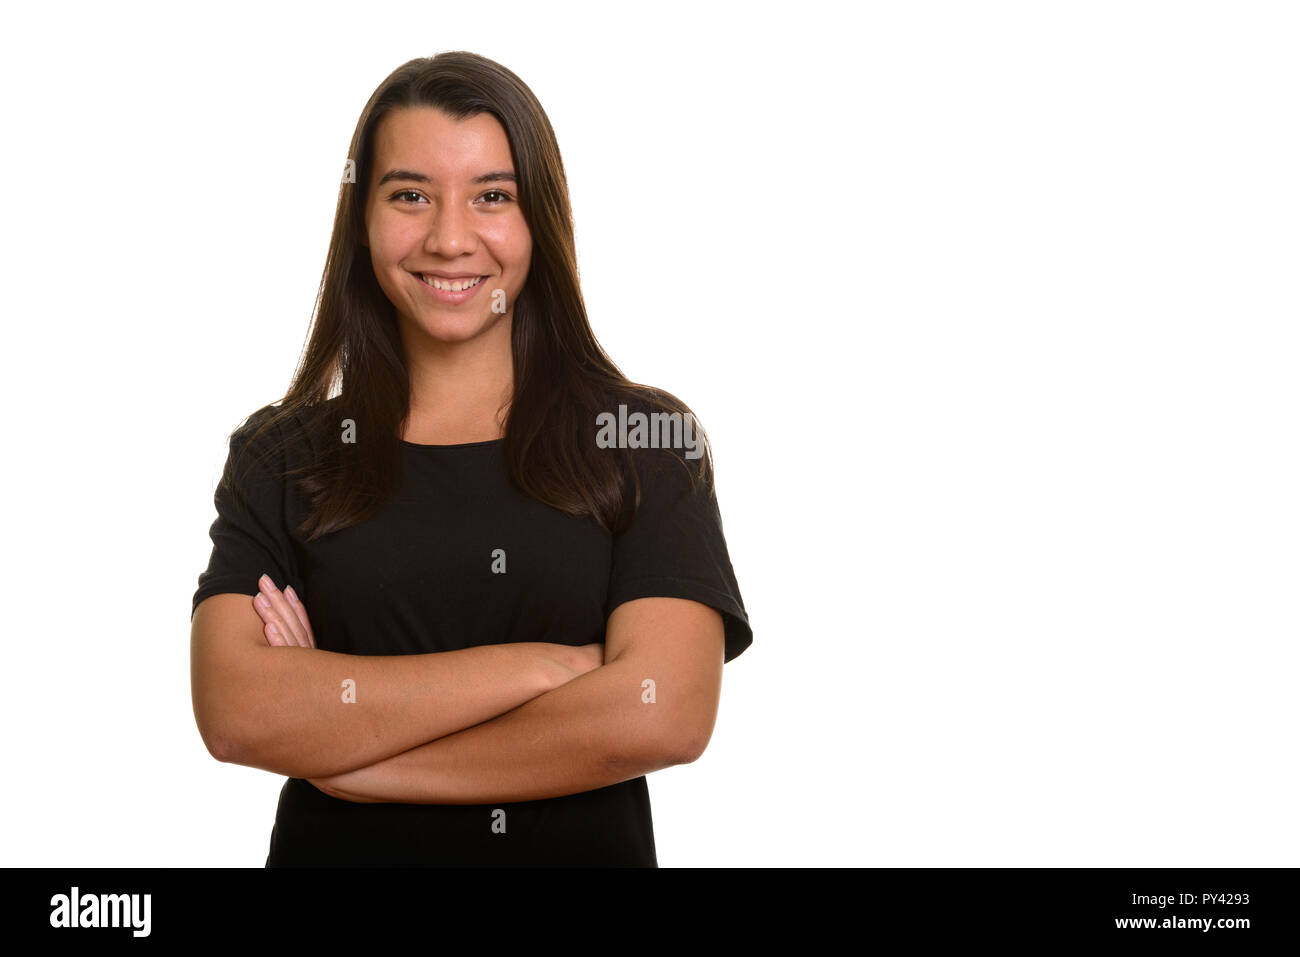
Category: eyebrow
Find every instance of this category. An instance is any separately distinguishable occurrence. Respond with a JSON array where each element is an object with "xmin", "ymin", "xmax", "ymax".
[{"xmin": 376, "ymin": 168, "xmax": 518, "ymax": 187}]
